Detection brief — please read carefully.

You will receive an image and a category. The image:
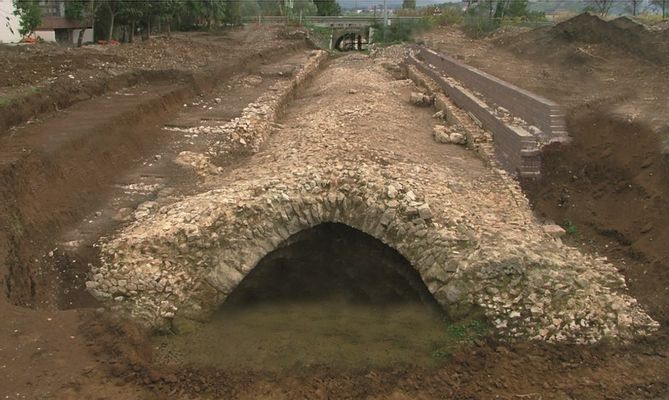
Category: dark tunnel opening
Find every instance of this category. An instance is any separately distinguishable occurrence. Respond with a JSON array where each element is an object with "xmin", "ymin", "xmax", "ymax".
[
  {"xmin": 223, "ymin": 222, "xmax": 439, "ymax": 309},
  {"xmin": 155, "ymin": 223, "xmax": 459, "ymax": 372},
  {"xmin": 334, "ymin": 33, "xmax": 367, "ymax": 51}
]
